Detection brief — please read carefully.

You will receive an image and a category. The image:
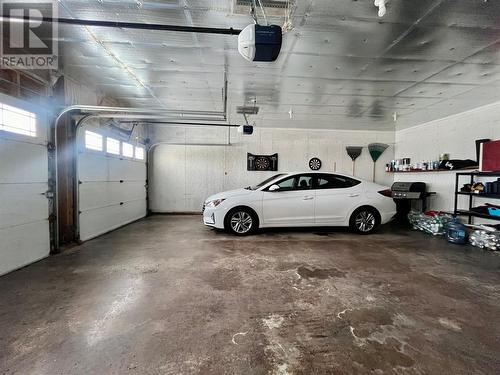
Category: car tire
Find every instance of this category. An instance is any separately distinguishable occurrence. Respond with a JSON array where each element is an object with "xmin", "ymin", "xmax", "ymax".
[
  {"xmin": 349, "ymin": 207, "xmax": 380, "ymax": 235},
  {"xmin": 224, "ymin": 207, "xmax": 258, "ymax": 236}
]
